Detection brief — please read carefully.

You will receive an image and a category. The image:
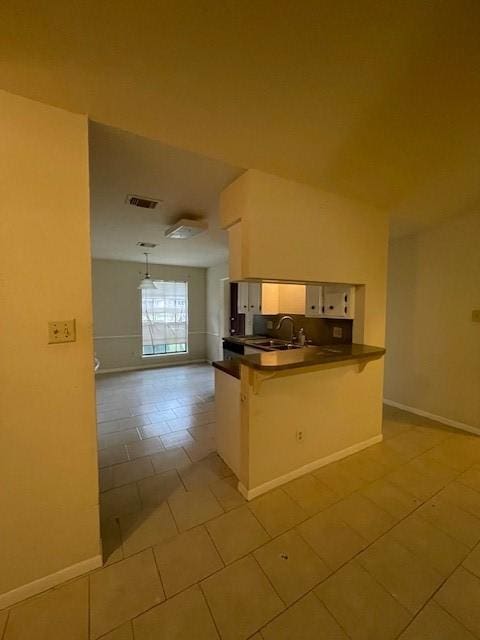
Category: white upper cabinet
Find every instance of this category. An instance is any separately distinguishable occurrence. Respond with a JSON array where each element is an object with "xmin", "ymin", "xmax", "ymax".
[
  {"xmin": 323, "ymin": 285, "xmax": 355, "ymax": 319},
  {"xmin": 305, "ymin": 285, "xmax": 323, "ymax": 317},
  {"xmin": 237, "ymin": 282, "xmax": 250, "ymax": 314},
  {"xmin": 247, "ymin": 283, "xmax": 262, "ymax": 314},
  {"xmin": 237, "ymin": 282, "xmax": 262, "ymax": 314}
]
